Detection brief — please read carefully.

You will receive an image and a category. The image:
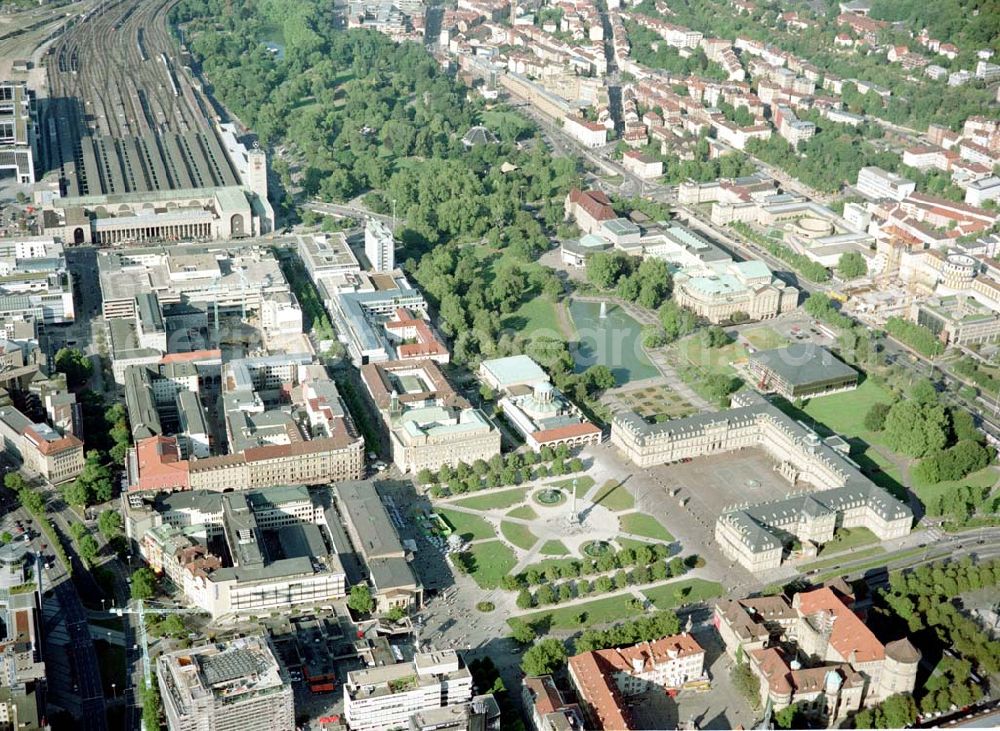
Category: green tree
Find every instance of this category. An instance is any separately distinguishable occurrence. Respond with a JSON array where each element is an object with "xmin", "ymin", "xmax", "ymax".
[
  {"xmin": 702, "ymin": 373, "xmax": 741, "ymax": 406},
  {"xmin": 347, "ymin": 584, "xmax": 375, "ymax": 615},
  {"xmin": 3, "ymin": 472, "xmax": 25, "ymax": 492},
  {"xmin": 509, "ymin": 618, "xmax": 536, "ymax": 644},
  {"xmin": 78, "ymin": 534, "xmax": 99, "ymax": 564},
  {"xmin": 131, "ymin": 567, "xmax": 158, "ymax": 601},
  {"xmin": 582, "ymin": 364, "xmax": 616, "ymax": 394},
  {"xmin": 883, "ymin": 400, "xmax": 949, "ymax": 458},
  {"xmin": 702, "ymin": 326, "xmax": 732, "ymax": 348},
  {"xmin": 141, "ymin": 678, "xmax": 162, "ymax": 731},
  {"xmin": 864, "ymin": 401, "xmax": 892, "ymax": 432},
  {"xmin": 516, "ymin": 589, "xmax": 534, "ymax": 609},
  {"xmin": 658, "ymin": 301, "xmax": 697, "ymax": 342},
  {"xmin": 54, "ymin": 348, "xmax": 93, "ymax": 388},
  {"xmin": 97, "ymin": 510, "xmax": 123, "ymax": 540},
  {"xmin": 909, "ymin": 377, "xmax": 939, "ymax": 406},
  {"xmin": 521, "ymin": 638, "xmax": 567, "ymax": 676},
  {"xmin": 836, "ymin": 251, "xmax": 868, "ymax": 279},
  {"xmin": 586, "ymin": 251, "xmax": 633, "ymax": 290},
  {"xmin": 386, "ymin": 605, "xmax": 406, "ymax": 622}
]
